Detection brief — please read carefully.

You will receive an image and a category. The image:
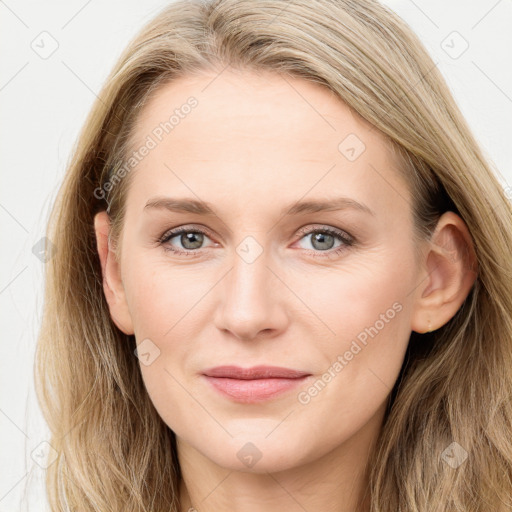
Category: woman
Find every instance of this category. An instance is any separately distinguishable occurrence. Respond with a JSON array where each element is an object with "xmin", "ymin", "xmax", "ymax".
[{"xmin": 35, "ymin": 0, "xmax": 512, "ymax": 510}]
